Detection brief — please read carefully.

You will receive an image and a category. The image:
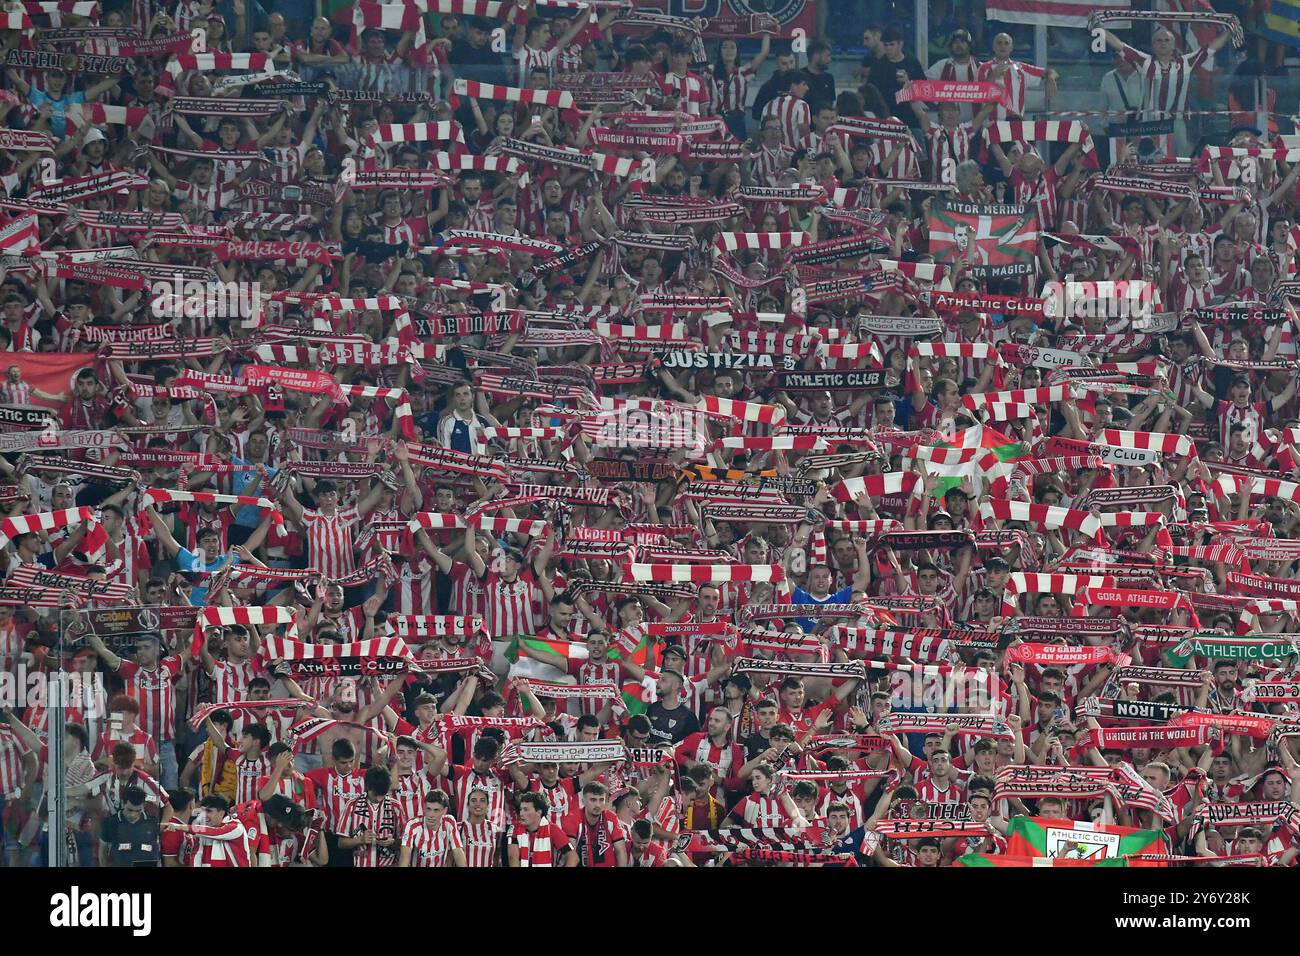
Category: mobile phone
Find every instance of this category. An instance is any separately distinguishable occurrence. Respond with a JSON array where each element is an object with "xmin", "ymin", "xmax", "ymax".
[
  {"xmin": 282, "ymin": 185, "xmax": 302, "ymax": 201},
  {"xmin": 1052, "ymin": 706, "xmax": 1066, "ymax": 722}
]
